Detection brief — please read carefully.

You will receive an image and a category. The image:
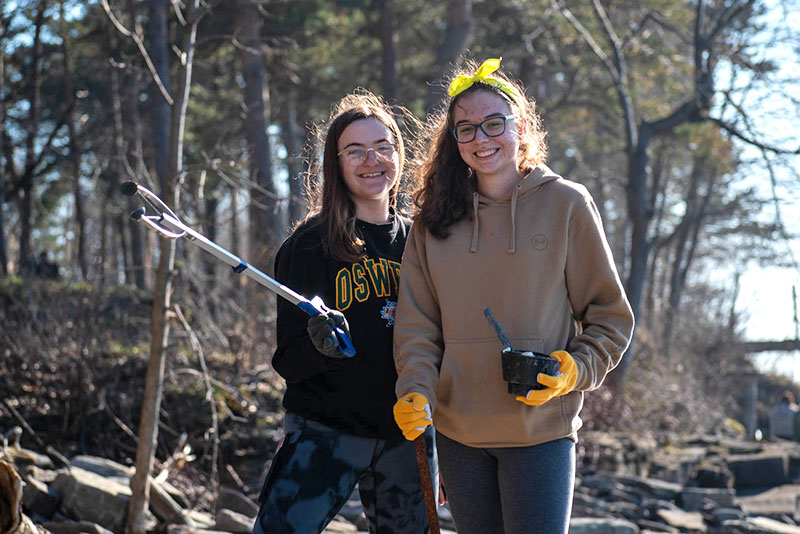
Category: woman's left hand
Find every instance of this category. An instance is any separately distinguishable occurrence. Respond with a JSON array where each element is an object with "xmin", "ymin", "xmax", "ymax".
[{"xmin": 516, "ymin": 350, "xmax": 578, "ymax": 406}]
